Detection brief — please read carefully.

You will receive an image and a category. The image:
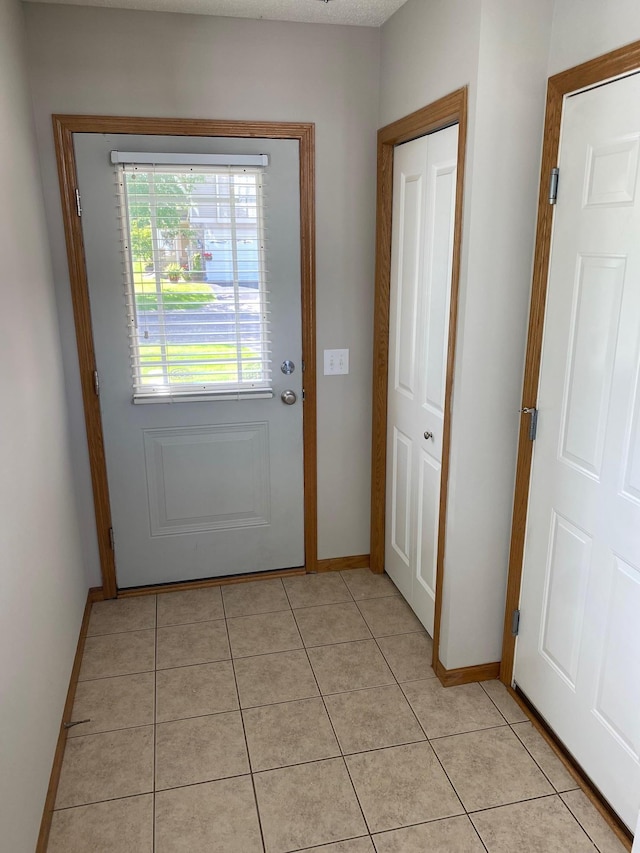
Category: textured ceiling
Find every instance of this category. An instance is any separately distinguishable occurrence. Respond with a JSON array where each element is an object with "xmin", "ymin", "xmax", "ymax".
[{"xmin": 23, "ymin": 0, "xmax": 409, "ymax": 26}]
